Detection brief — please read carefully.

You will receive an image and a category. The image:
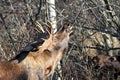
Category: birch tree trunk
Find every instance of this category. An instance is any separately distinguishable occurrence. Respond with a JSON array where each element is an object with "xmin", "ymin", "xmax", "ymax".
[
  {"xmin": 47, "ymin": 0, "xmax": 62, "ymax": 80},
  {"xmin": 47, "ymin": 0, "xmax": 57, "ymax": 33}
]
